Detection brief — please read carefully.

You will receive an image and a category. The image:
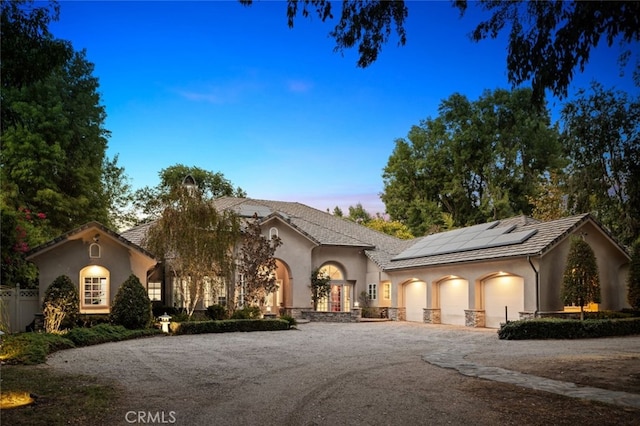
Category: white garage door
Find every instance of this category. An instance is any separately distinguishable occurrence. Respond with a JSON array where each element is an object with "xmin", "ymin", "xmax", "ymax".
[
  {"xmin": 404, "ymin": 281, "xmax": 427, "ymax": 322},
  {"xmin": 439, "ymin": 279, "xmax": 468, "ymax": 326},
  {"xmin": 484, "ymin": 276, "xmax": 524, "ymax": 328}
]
